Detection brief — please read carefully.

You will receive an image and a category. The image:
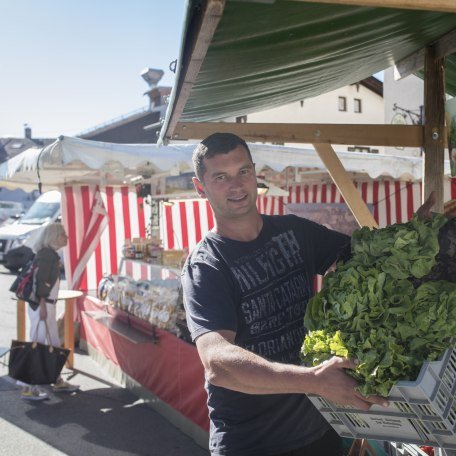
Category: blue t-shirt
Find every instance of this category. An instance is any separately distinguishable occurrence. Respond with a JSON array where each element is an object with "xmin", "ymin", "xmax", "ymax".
[{"xmin": 182, "ymin": 214, "xmax": 350, "ymax": 455}]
